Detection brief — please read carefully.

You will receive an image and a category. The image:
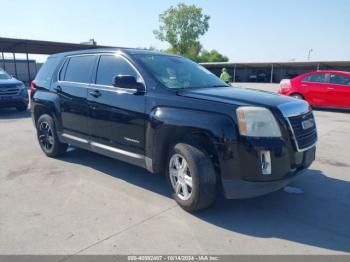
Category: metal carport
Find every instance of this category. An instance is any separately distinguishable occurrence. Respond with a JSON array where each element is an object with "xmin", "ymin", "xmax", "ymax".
[{"xmin": 0, "ymin": 37, "xmax": 115, "ymax": 83}]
